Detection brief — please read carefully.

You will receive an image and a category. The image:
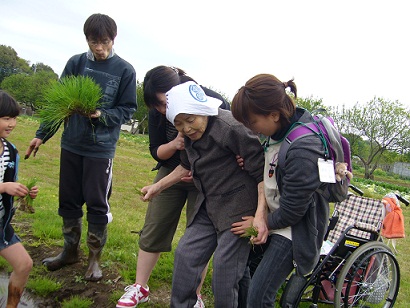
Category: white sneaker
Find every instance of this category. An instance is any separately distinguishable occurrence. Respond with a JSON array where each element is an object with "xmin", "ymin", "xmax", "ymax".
[
  {"xmin": 194, "ymin": 294, "xmax": 205, "ymax": 308},
  {"xmin": 116, "ymin": 283, "xmax": 150, "ymax": 308}
]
